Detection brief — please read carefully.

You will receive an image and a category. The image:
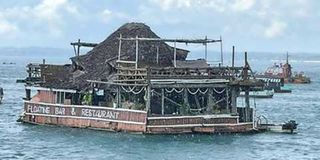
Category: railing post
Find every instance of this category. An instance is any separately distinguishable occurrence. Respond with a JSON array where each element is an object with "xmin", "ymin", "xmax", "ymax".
[
  {"xmin": 135, "ymin": 36, "xmax": 139, "ymax": 69},
  {"xmin": 118, "ymin": 34, "xmax": 122, "ymax": 61}
]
